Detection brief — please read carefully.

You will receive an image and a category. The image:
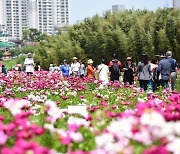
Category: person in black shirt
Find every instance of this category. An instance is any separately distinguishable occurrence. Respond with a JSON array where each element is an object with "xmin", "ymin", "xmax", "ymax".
[{"xmin": 122, "ymin": 57, "xmax": 135, "ymax": 85}]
